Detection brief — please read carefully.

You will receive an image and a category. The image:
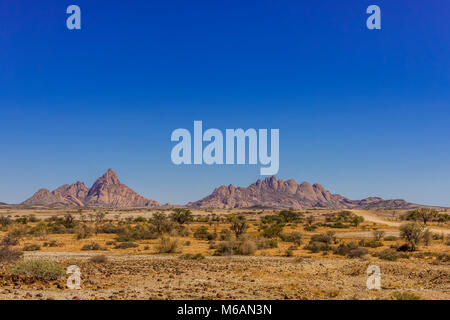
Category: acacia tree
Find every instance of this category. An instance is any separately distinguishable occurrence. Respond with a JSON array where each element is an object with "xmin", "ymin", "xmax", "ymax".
[
  {"xmin": 351, "ymin": 215, "xmax": 364, "ymax": 227},
  {"xmin": 171, "ymin": 208, "xmax": 193, "ymax": 225},
  {"xmin": 414, "ymin": 208, "xmax": 438, "ymax": 225},
  {"xmin": 400, "ymin": 222, "xmax": 424, "ymax": 251},
  {"xmin": 228, "ymin": 215, "xmax": 248, "ymax": 238}
]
